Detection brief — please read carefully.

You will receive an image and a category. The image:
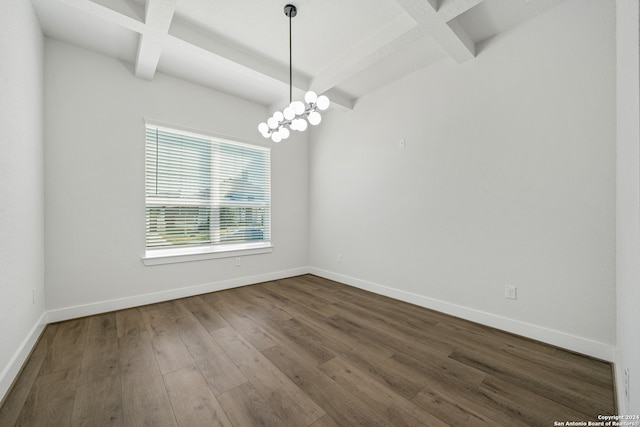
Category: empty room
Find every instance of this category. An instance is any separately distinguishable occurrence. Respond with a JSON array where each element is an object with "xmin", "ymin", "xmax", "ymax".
[{"xmin": 1, "ymin": 0, "xmax": 639, "ymax": 425}]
